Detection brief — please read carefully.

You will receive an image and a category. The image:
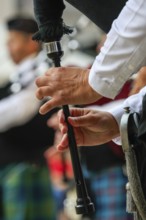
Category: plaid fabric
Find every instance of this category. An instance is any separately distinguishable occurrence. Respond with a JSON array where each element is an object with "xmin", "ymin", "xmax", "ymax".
[
  {"xmin": 84, "ymin": 166, "xmax": 133, "ymax": 220},
  {"xmin": 0, "ymin": 163, "xmax": 56, "ymax": 220}
]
